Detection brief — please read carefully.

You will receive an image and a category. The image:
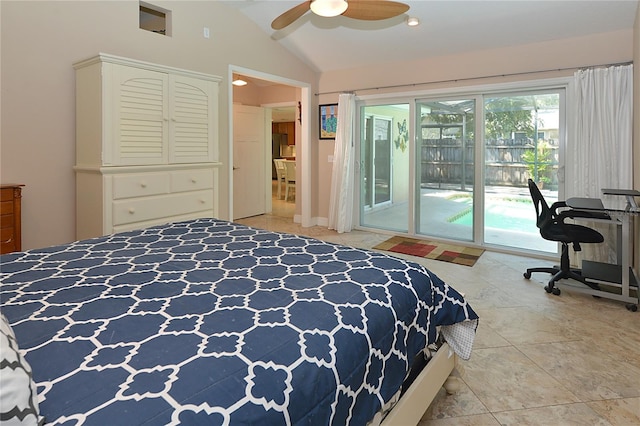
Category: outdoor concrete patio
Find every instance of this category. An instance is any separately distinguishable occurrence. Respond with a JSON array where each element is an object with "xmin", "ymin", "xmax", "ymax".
[{"xmin": 361, "ymin": 185, "xmax": 558, "ymax": 254}]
